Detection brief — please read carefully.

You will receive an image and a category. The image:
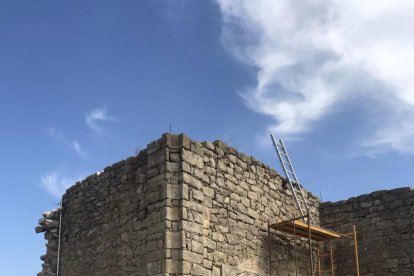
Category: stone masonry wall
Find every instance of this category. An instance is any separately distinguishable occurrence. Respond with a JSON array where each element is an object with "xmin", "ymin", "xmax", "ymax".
[
  {"xmin": 321, "ymin": 187, "xmax": 414, "ymax": 276},
  {"xmin": 36, "ymin": 134, "xmax": 181, "ymax": 275},
  {"xmin": 177, "ymin": 135, "xmax": 320, "ymax": 275},
  {"xmin": 36, "ymin": 133, "xmax": 414, "ymax": 275},
  {"xmin": 36, "ymin": 133, "xmax": 321, "ymax": 275}
]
